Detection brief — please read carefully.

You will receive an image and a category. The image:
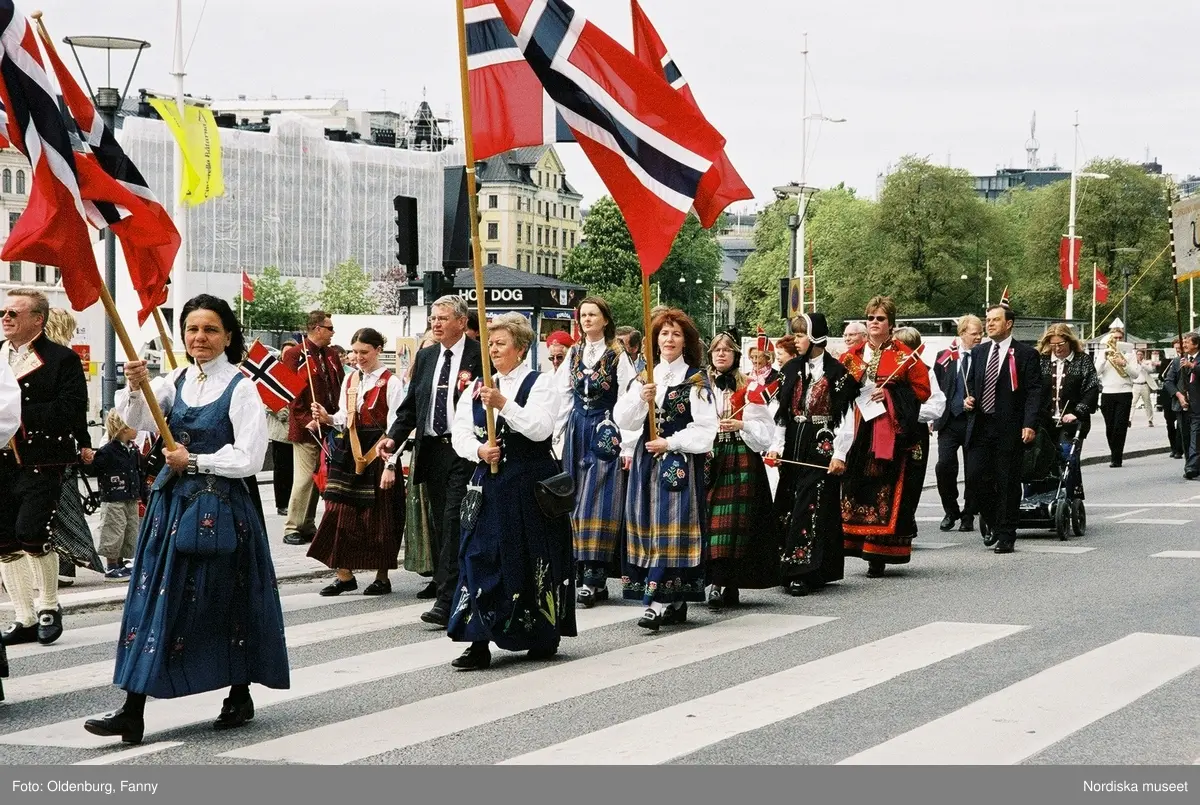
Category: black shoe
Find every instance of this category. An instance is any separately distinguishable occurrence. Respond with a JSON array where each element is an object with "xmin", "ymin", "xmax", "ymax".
[
  {"xmin": 994, "ymin": 542, "xmax": 1015, "ymax": 554},
  {"xmin": 663, "ymin": 602, "xmax": 688, "ymax": 624},
  {"xmin": 1, "ymin": 621, "xmax": 38, "ymax": 646},
  {"xmin": 451, "ymin": 643, "xmax": 491, "ymax": 670},
  {"xmin": 981, "ymin": 521, "xmax": 998, "ymax": 547},
  {"xmin": 939, "ymin": 513, "xmax": 959, "ymax": 532},
  {"xmin": 1109, "ymin": 461, "xmax": 1121, "ymax": 468},
  {"xmin": 706, "ymin": 586, "xmax": 725, "ymax": 612},
  {"xmin": 213, "ymin": 695, "xmax": 255, "ymax": 730},
  {"xmin": 1186, "ymin": 471, "xmax": 1199, "ymax": 480},
  {"xmin": 637, "ymin": 608, "xmax": 661, "ymax": 632},
  {"xmin": 786, "ymin": 580, "xmax": 809, "ymax": 597},
  {"xmin": 362, "ymin": 579, "xmax": 392, "ymax": 596},
  {"xmin": 84, "ymin": 708, "xmax": 145, "ymax": 744},
  {"xmin": 526, "ymin": 644, "xmax": 558, "ymax": 661},
  {"xmin": 276, "ymin": 508, "xmax": 288, "ymax": 516},
  {"xmin": 282, "ymin": 532, "xmax": 312, "ymax": 545},
  {"xmin": 722, "ymin": 587, "xmax": 739, "ymax": 606},
  {"xmin": 866, "ymin": 562, "xmax": 885, "ymax": 578},
  {"xmin": 576, "ymin": 586, "xmax": 596, "ymax": 608},
  {"xmin": 416, "ymin": 580, "xmax": 438, "ymax": 599},
  {"xmin": 958, "ymin": 516, "xmax": 975, "ymax": 533},
  {"xmin": 1171, "ymin": 452, "xmax": 1183, "ymax": 459},
  {"xmin": 420, "ymin": 604, "xmax": 449, "ymax": 627},
  {"xmin": 319, "ymin": 577, "xmax": 357, "ymax": 596},
  {"xmin": 36, "ymin": 607, "xmax": 63, "ymax": 645}
]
